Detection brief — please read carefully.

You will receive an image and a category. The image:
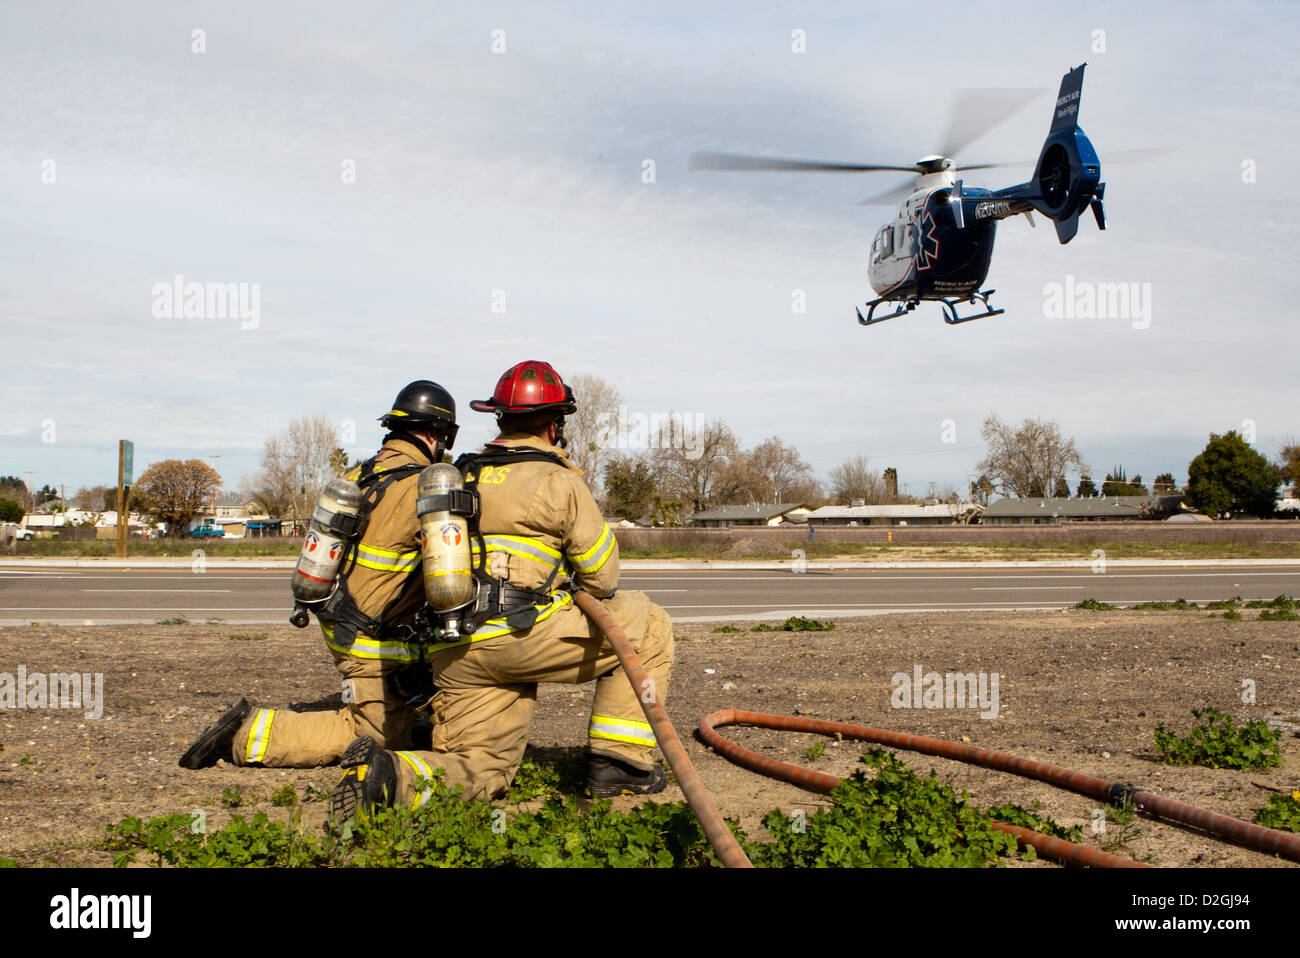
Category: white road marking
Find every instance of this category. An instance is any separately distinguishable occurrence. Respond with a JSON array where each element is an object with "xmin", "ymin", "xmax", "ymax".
[
  {"xmin": 0, "ymin": 607, "xmax": 286, "ymax": 611},
  {"xmin": 970, "ymin": 586, "xmax": 1086, "ymax": 591},
  {"xmin": 624, "ymin": 571, "xmax": 1300, "ymax": 581},
  {"xmin": 661, "ymin": 601, "xmax": 1069, "ymax": 609}
]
